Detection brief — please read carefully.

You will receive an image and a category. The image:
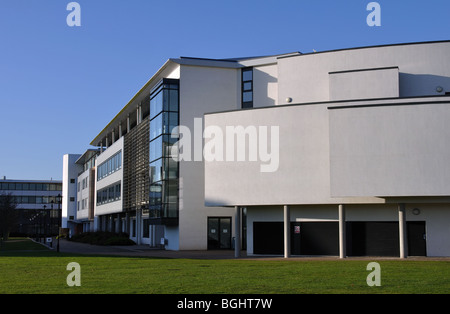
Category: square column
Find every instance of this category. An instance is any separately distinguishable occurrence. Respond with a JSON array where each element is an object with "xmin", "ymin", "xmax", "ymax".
[
  {"xmin": 398, "ymin": 203, "xmax": 408, "ymax": 258},
  {"xmin": 234, "ymin": 206, "xmax": 241, "ymax": 258},
  {"xmin": 284, "ymin": 205, "xmax": 290, "ymax": 258},
  {"xmin": 339, "ymin": 204, "xmax": 346, "ymax": 258}
]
